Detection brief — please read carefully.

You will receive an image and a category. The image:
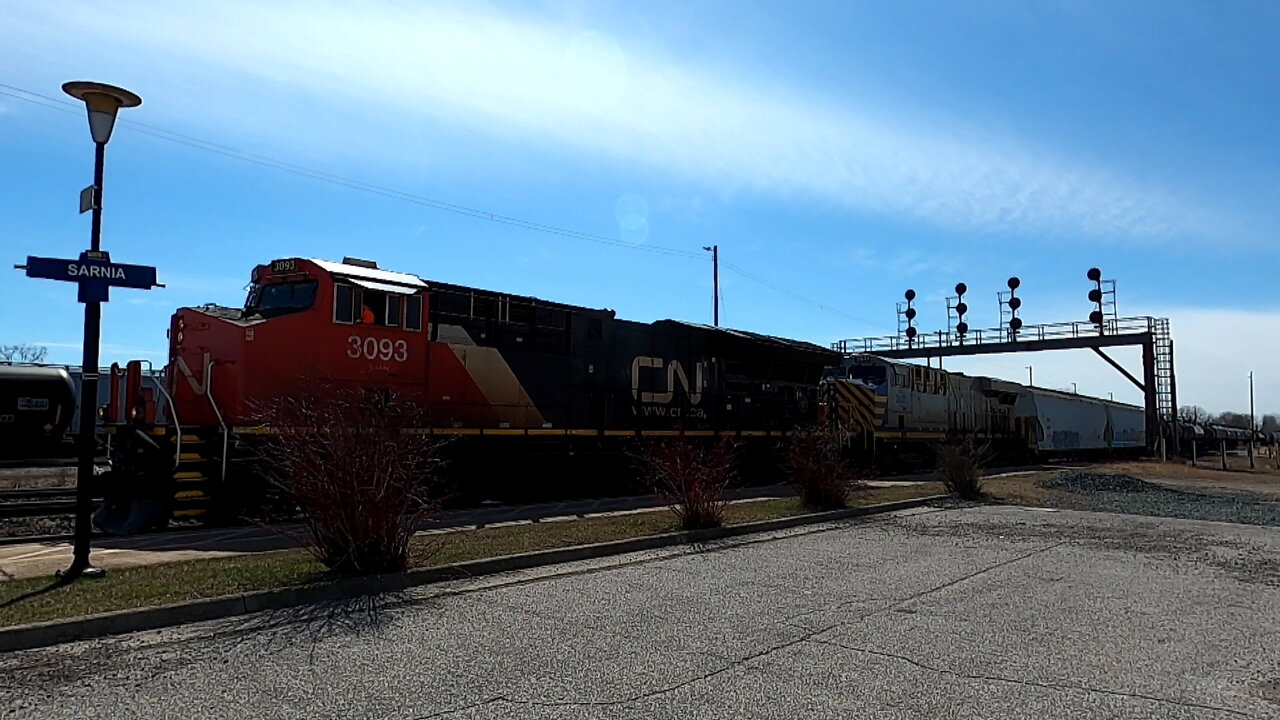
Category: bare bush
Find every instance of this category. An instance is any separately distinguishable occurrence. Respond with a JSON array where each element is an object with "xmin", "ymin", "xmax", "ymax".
[
  {"xmin": 638, "ymin": 436, "xmax": 736, "ymax": 531},
  {"xmin": 255, "ymin": 389, "xmax": 445, "ymax": 576},
  {"xmin": 787, "ymin": 425, "xmax": 860, "ymax": 510},
  {"xmin": 935, "ymin": 440, "xmax": 990, "ymax": 500}
]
